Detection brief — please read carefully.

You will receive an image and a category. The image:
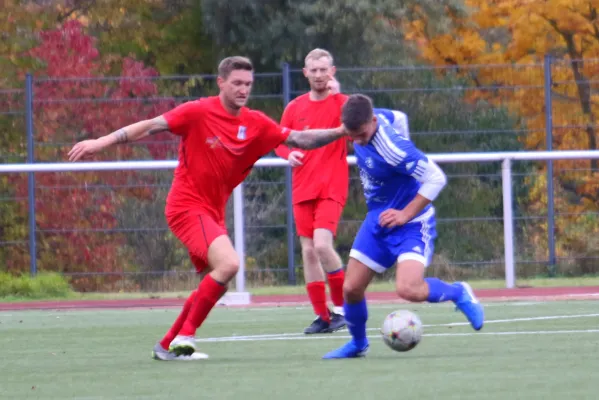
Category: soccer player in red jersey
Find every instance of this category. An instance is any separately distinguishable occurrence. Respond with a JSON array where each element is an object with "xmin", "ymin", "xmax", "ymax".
[
  {"xmin": 274, "ymin": 49, "xmax": 349, "ymax": 334},
  {"xmin": 68, "ymin": 56, "xmax": 348, "ymax": 360}
]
